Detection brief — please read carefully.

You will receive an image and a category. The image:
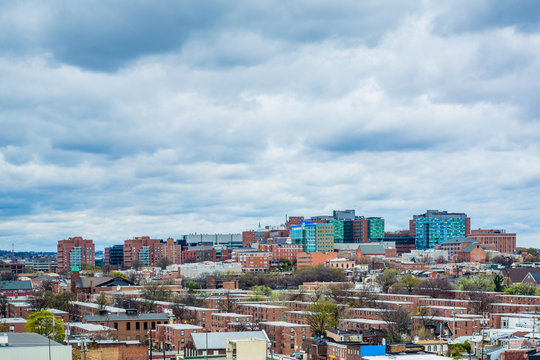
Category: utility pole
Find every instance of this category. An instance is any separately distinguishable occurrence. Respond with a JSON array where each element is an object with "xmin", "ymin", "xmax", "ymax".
[
  {"xmin": 79, "ymin": 337, "xmax": 89, "ymax": 360},
  {"xmin": 48, "ymin": 315, "xmax": 52, "ymax": 360},
  {"xmin": 162, "ymin": 336, "xmax": 166, "ymax": 360},
  {"xmin": 148, "ymin": 329, "xmax": 152, "ymax": 360},
  {"xmin": 206, "ymin": 330, "xmax": 209, "ymax": 360}
]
